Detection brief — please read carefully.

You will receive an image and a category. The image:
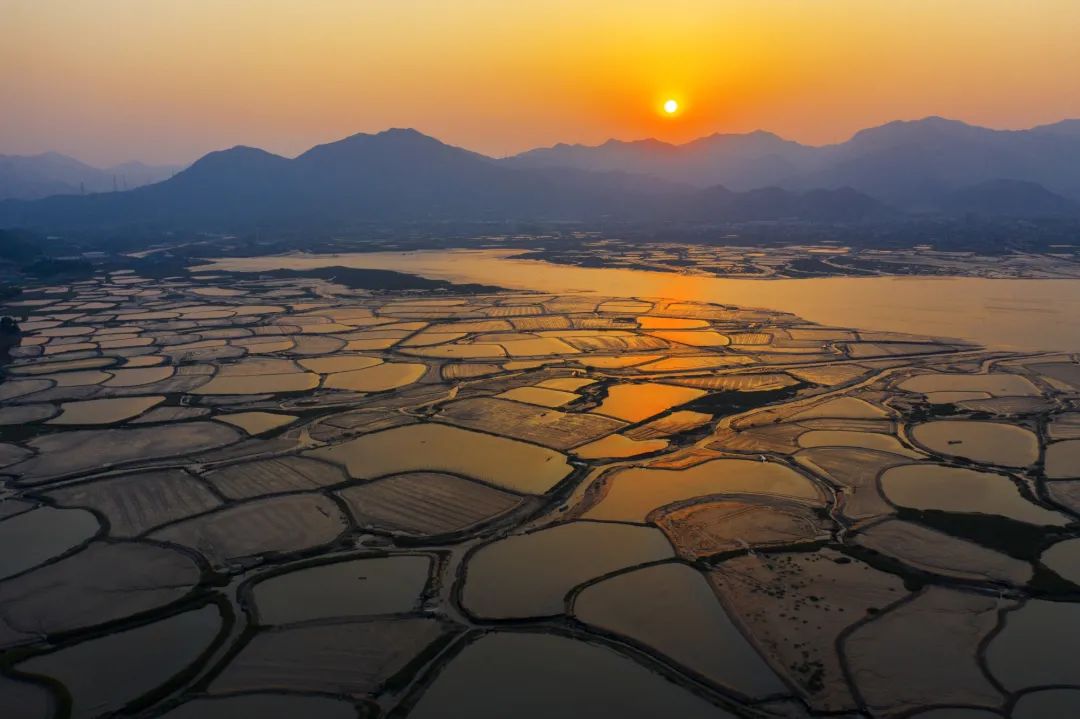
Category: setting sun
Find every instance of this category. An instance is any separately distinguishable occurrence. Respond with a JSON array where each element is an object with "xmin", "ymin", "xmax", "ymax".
[{"xmin": 663, "ymin": 99, "xmax": 679, "ymax": 114}]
